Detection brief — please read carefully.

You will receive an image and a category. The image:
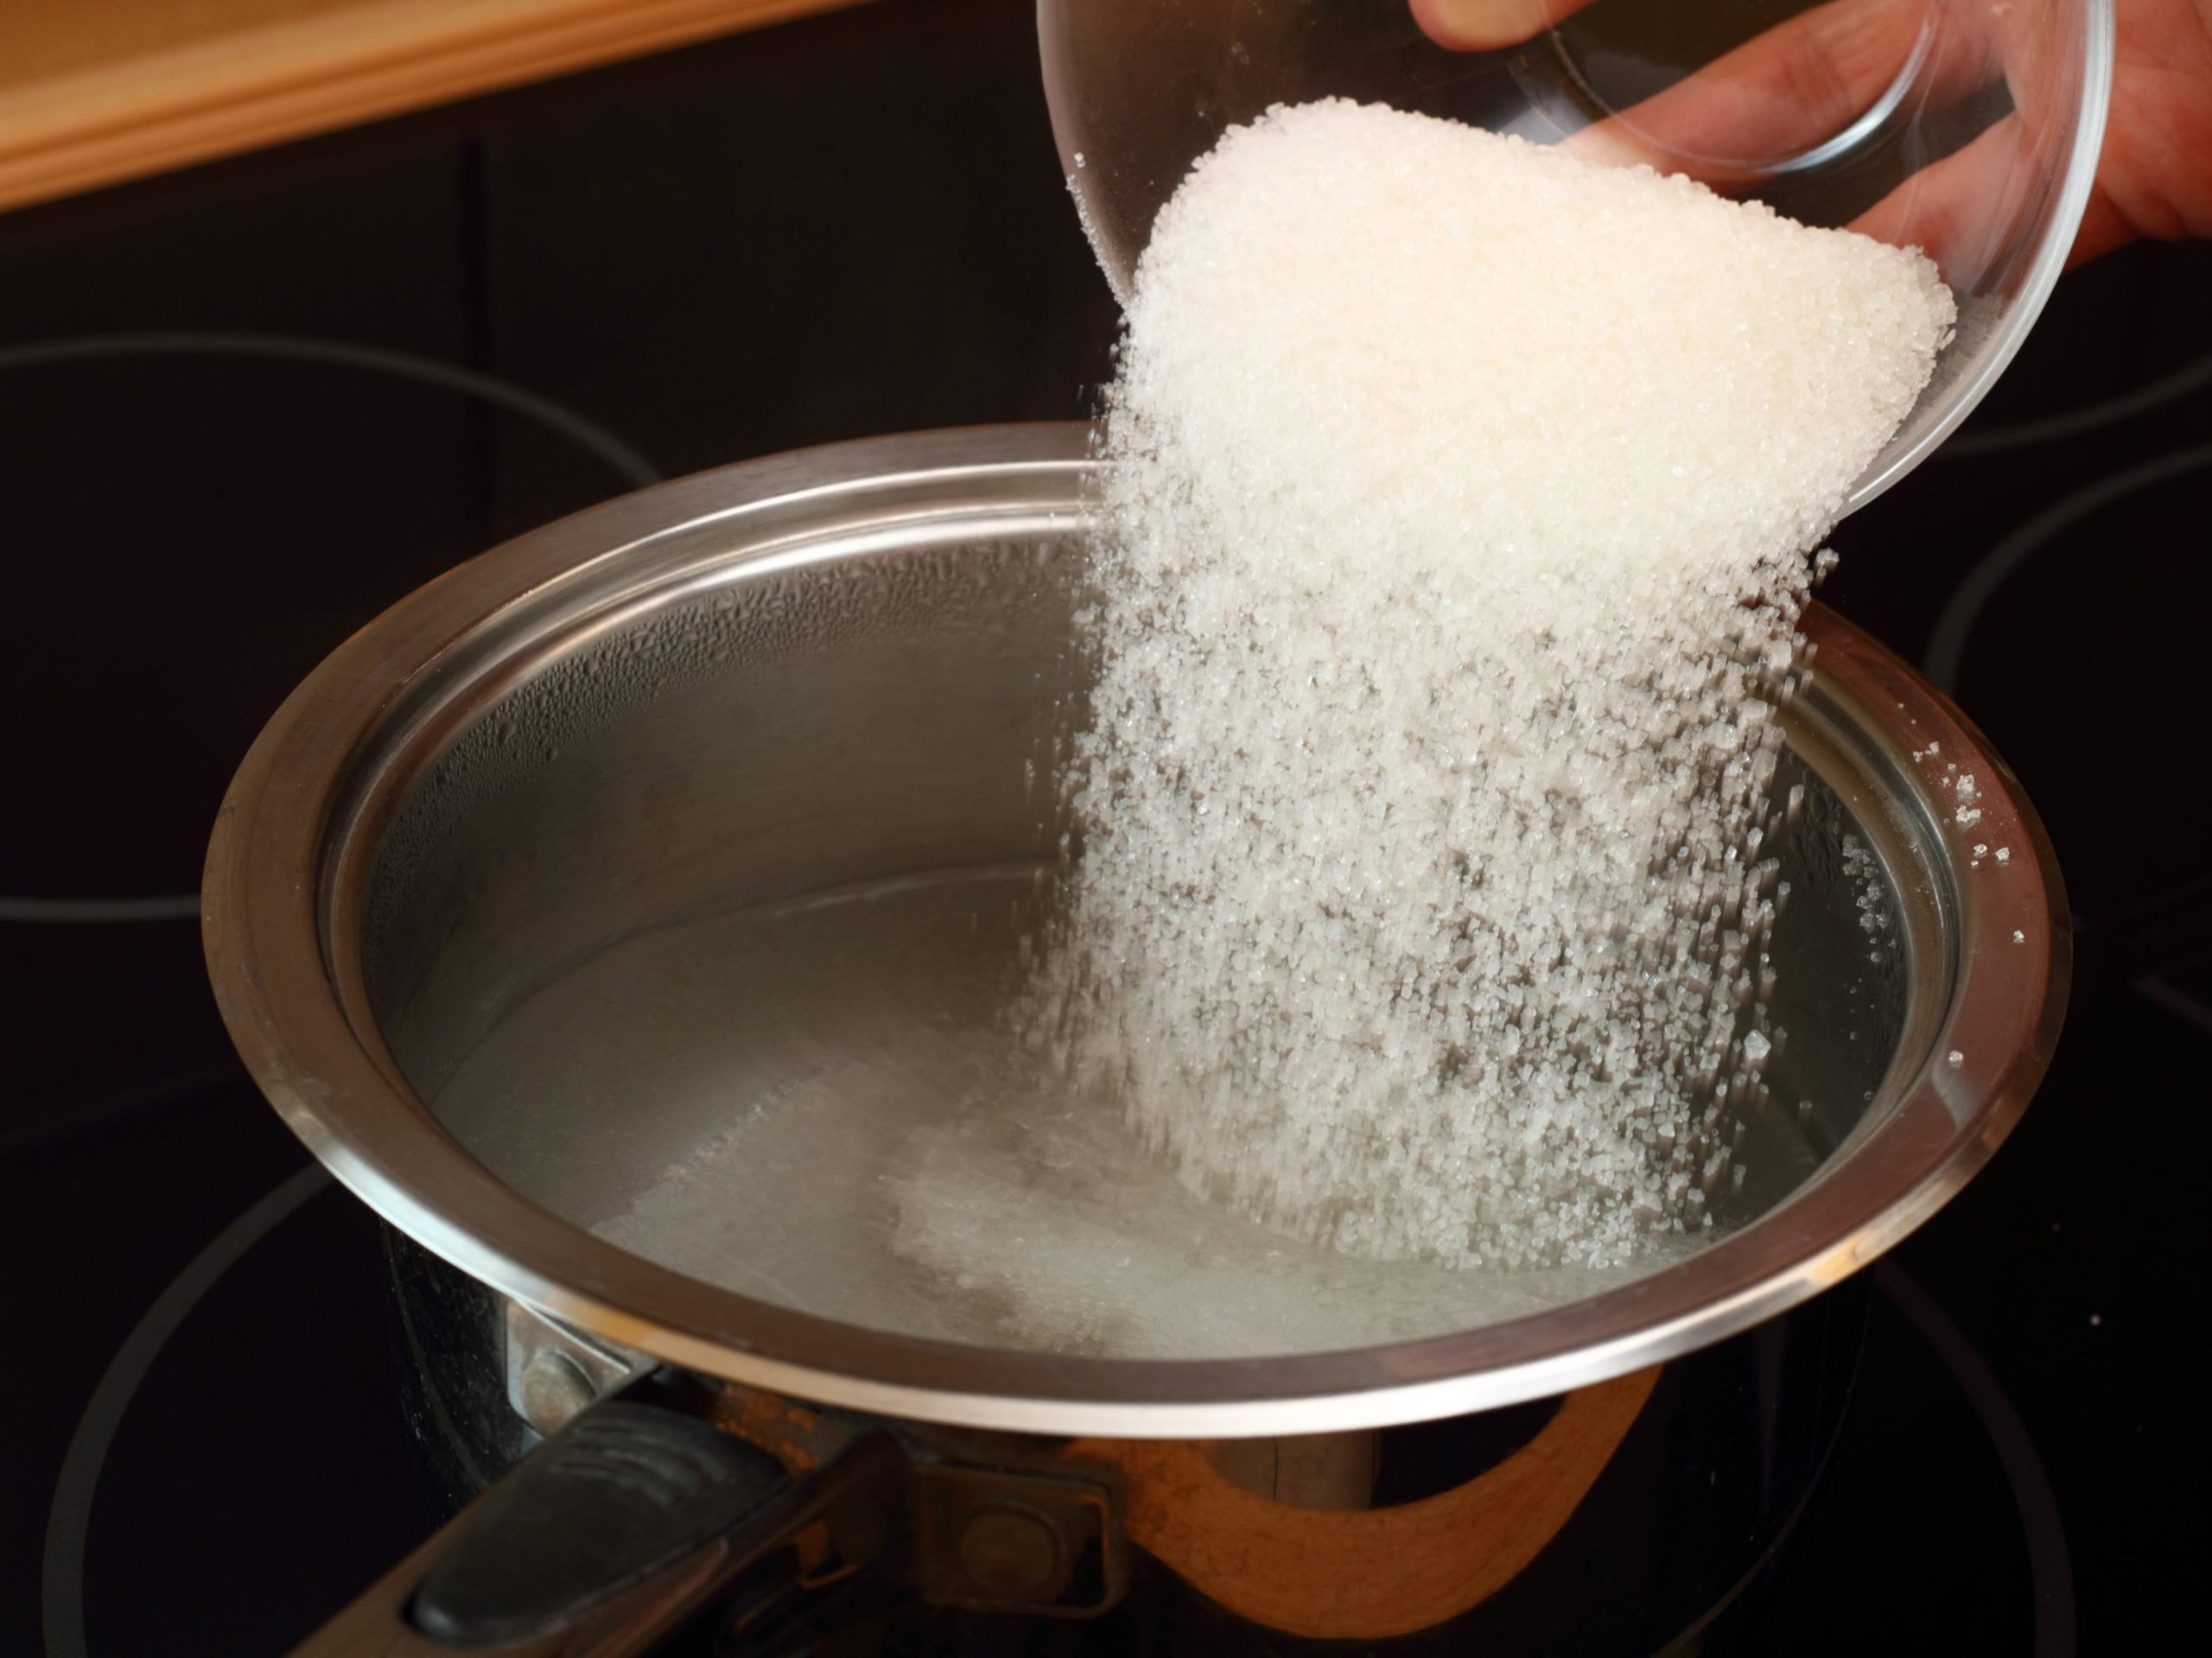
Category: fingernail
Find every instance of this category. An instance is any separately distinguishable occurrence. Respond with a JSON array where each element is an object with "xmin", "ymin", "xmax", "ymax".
[{"xmin": 1413, "ymin": 0, "xmax": 1560, "ymax": 52}]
